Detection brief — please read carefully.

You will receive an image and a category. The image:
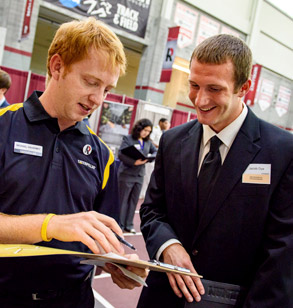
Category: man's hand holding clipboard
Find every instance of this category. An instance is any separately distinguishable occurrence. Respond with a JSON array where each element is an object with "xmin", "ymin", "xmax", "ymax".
[{"xmin": 162, "ymin": 243, "xmax": 205, "ymax": 304}]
